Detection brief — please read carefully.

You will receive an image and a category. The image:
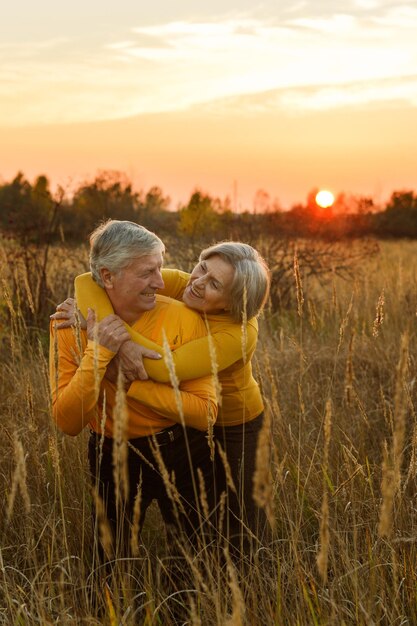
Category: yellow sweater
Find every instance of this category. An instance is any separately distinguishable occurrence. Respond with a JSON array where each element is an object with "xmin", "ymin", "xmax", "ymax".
[
  {"xmin": 75, "ymin": 270, "xmax": 264, "ymax": 426},
  {"xmin": 50, "ymin": 295, "xmax": 217, "ymax": 438}
]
